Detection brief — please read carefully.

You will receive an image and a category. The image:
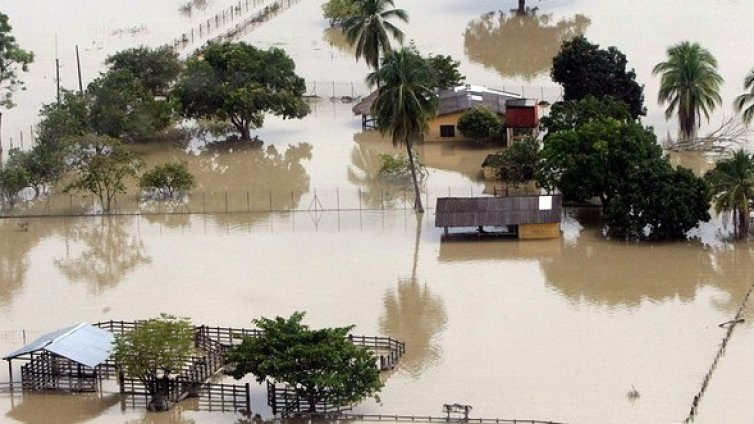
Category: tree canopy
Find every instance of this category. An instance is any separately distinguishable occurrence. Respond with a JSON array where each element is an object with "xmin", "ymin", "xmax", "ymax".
[
  {"xmin": 105, "ymin": 46, "xmax": 182, "ymax": 97},
  {"xmin": 426, "ymin": 54, "xmax": 465, "ymax": 91},
  {"xmin": 343, "ymin": 0, "xmax": 408, "ymax": 72},
  {"xmin": 551, "ymin": 36, "xmax": 645, "ymax": 118},
  {"xmin": 224, "ymin": 312, "xmax": 383, "ymax": 412},
  {"xmin": 705, "ymin": 149, "xmax": 754, "ymax": 238},
  {"xmin": 113, "ymin": 314, "xmax": 194, "ymax": 411},
  {"xmin": 173, "ymin": 42, "xmax": 309, "ymax": 140},
  {"xmin": 540, "ymin": 95, "xmax": 633, "ymax": 136},
  {"xmin": 653, "ymin": 41, "xmax": 723, "ymax": 140},
  {"xmin": 456, "ymin": 106, "xmax": 503, "ymax": 143},
  {"xmin": 488, "ymin": 137, "xmax": 540, "ymax": 187},
  {"xmin": 0, "ymin": 11, "xmax": 34, "ymax": 146},
  {"xmin": 322, "ymin": 0, "xmax": 360, "ymax": 26},
  {"xmin": 735, "ymin": 68, "xmax": 754, "ymax": 125}
]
